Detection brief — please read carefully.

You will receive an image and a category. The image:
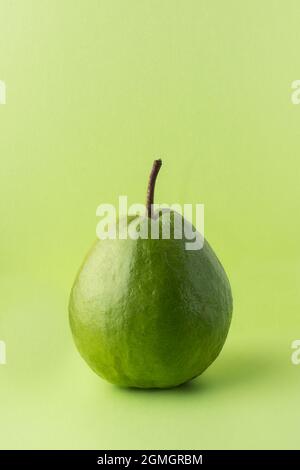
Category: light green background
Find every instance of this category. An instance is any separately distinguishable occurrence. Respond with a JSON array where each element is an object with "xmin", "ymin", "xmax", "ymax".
[{"xmin": 0, "ymin": 0, "xmax": 300, "ymax": 449}]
